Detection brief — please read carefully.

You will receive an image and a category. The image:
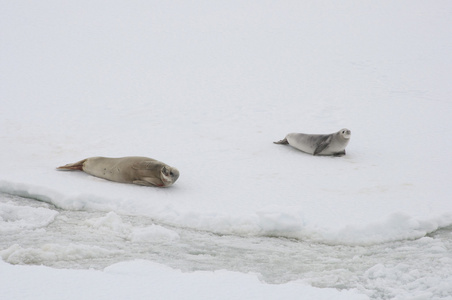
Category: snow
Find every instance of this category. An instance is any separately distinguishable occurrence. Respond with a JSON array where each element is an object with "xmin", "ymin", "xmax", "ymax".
[
  {"xmin": 0, "ymin": 259, "xmax": 367, "ymax": 300},
  {"xmin": 1, "ymin": 0, "xmax": 452, "ymax": 299},
  {"xmin": 84, "ymin": 211, "xmax": 181, "ymax": 242},
  {"xmin": 0, "ymin": 201, "xmax": 58, "ymax": 232}
]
